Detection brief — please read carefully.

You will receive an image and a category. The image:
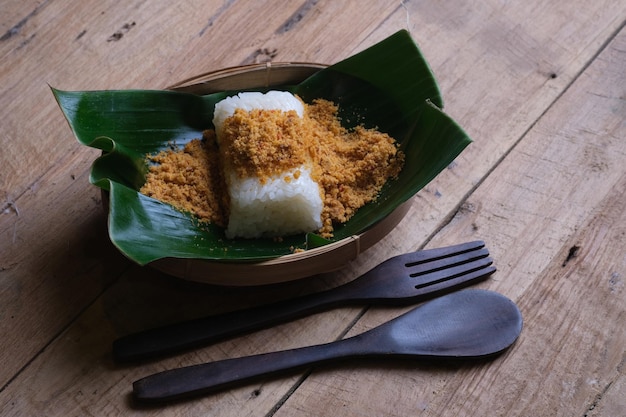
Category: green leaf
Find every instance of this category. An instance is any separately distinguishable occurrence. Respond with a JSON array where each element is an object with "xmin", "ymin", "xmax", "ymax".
[{"xmin": 53, "ymin": 30, "xmax": 471, "ymax": 265}]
